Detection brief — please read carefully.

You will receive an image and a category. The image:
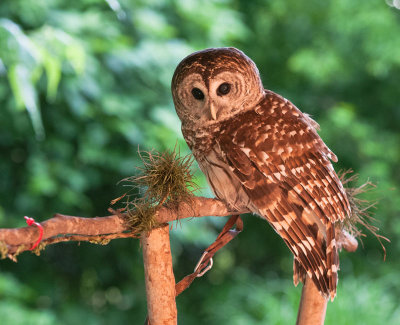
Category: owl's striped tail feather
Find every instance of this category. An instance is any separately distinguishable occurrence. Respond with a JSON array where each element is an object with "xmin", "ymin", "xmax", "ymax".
[{"xmin": 293, "ymin": 222, "xmax": 338, "ymax": 301}]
